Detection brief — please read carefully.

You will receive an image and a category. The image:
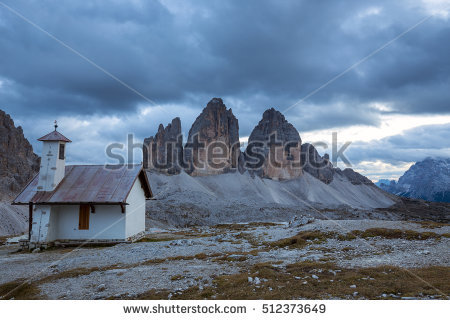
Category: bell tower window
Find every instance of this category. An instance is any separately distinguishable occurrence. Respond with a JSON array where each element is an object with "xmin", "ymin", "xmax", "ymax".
[{"xmin": 59, "ymin": 143, "xmax": 65, "ymax": 160}]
